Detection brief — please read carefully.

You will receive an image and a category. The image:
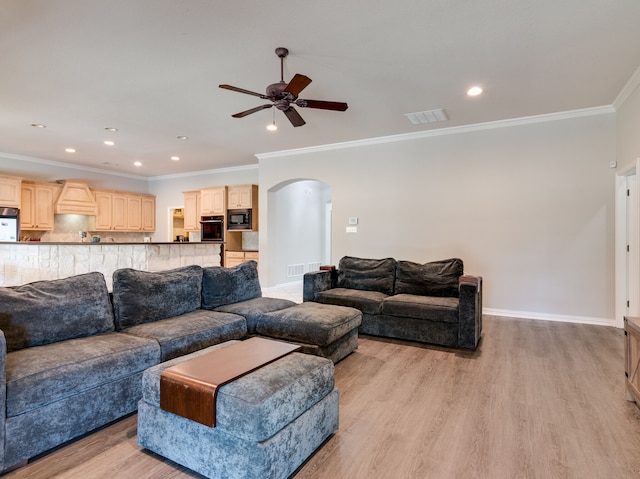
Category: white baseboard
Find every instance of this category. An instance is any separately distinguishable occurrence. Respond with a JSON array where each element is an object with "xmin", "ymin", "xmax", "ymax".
[{"xmin": 483, "ymin": 308, "xmax": 616, "ymax": 328}]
